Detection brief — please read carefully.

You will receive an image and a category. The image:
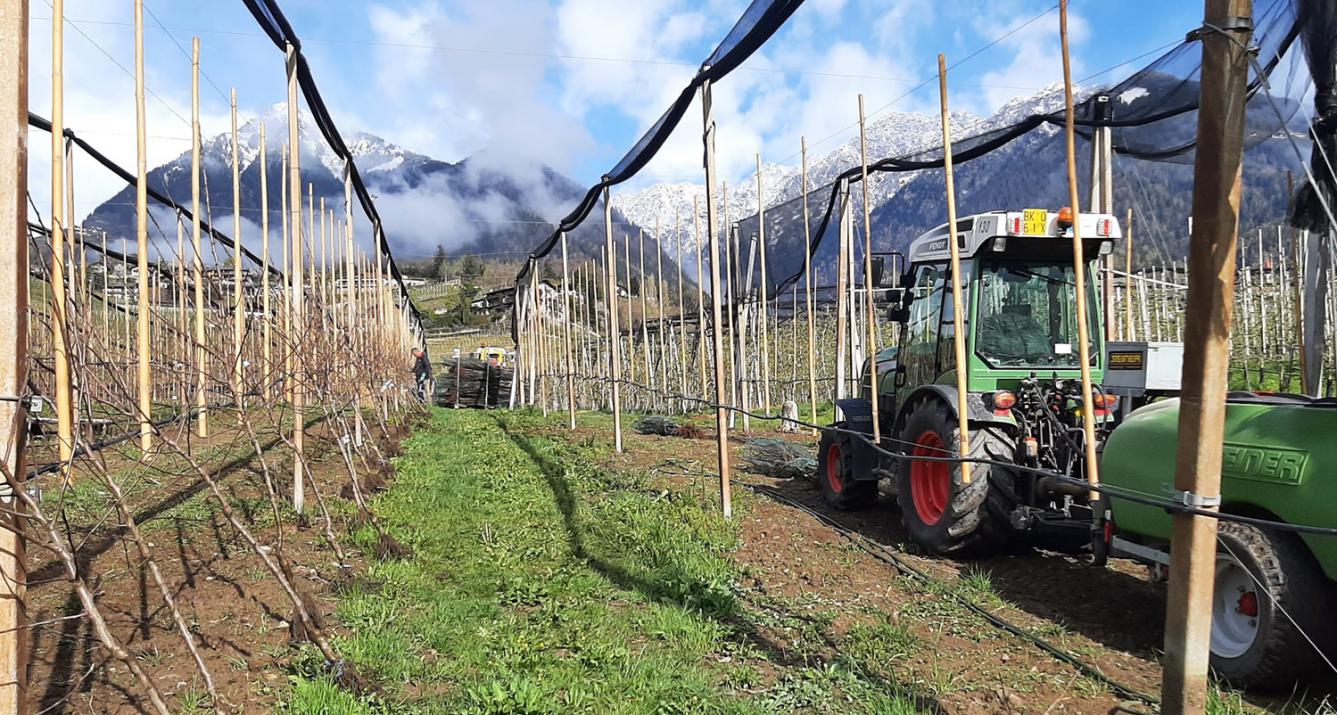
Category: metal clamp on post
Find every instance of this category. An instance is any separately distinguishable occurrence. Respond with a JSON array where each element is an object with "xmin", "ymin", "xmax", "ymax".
[
  {"xmin": 1164, "ymin": 485, "xmax": 1222, "ymax": 510},
  {"xmin": 1186, "ymin": 15, "xmax": 1253, "ymax": 42}
]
